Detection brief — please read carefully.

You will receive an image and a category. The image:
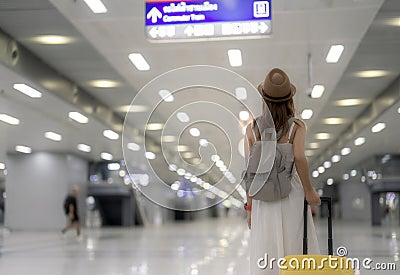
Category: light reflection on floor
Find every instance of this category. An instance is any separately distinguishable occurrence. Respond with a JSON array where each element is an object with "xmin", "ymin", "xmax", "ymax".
[{"xmin": 0, "ymin": 217, "xmax": 398, "ymax": 274}]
